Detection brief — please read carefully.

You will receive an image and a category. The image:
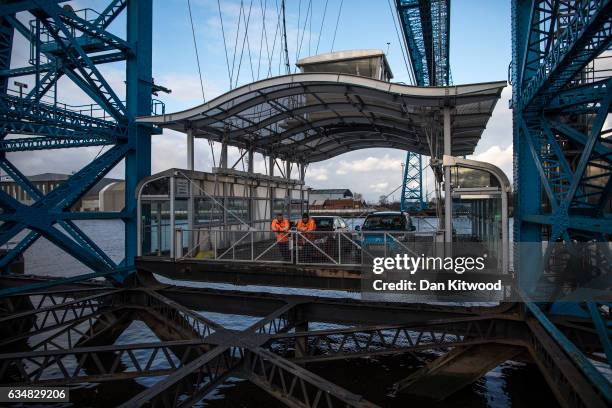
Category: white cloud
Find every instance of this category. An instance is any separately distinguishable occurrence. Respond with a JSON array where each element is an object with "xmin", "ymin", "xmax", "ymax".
[
  {"xmin": 469, "ymin": 144, "xmax": 513, "ymax": 182},
  {"xmin": 336, "ymin": 154, "xmax": 403, "ymax": 175},
  {"xmin": 369, "ymin": 181, "xmax": 389, "ymax": 193},
  {"xmin": 306, "ymin": 166, "xmax": 328, "ymax": 181}
]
